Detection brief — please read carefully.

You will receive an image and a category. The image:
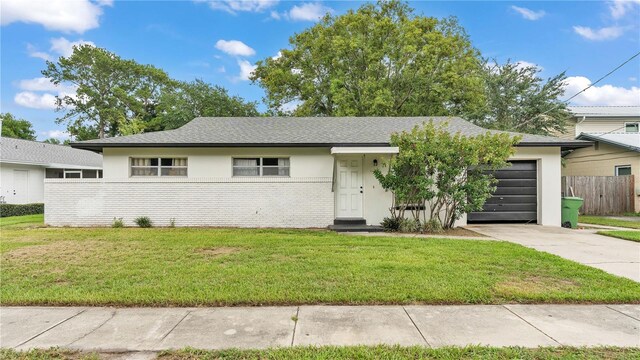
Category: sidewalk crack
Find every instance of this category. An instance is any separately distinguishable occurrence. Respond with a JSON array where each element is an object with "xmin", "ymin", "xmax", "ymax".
[
  {"xmin": 290, "ymin": 307, "xmax": 300, "ymax": 347},
  {"xmin": 15, "ymin": 308, "xmax": 87, "ymax": 348},
  {"xmin": 402, "ymin": 306, "xmax": 430, "ymax": 347},
  {"xmin": 67, "ymin": 309, "xmax": 117, "ymax": 346},
  {"xmin": 606, "ymin": 306, "xmax": 640, "ymax": 322},
  {"xmin": 502, "ymin": 305, "xmax": 562, "ymax": 345},
  {"xmin": 160, "ymin": 310, "xmax": 191, "ymax": 341}
]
